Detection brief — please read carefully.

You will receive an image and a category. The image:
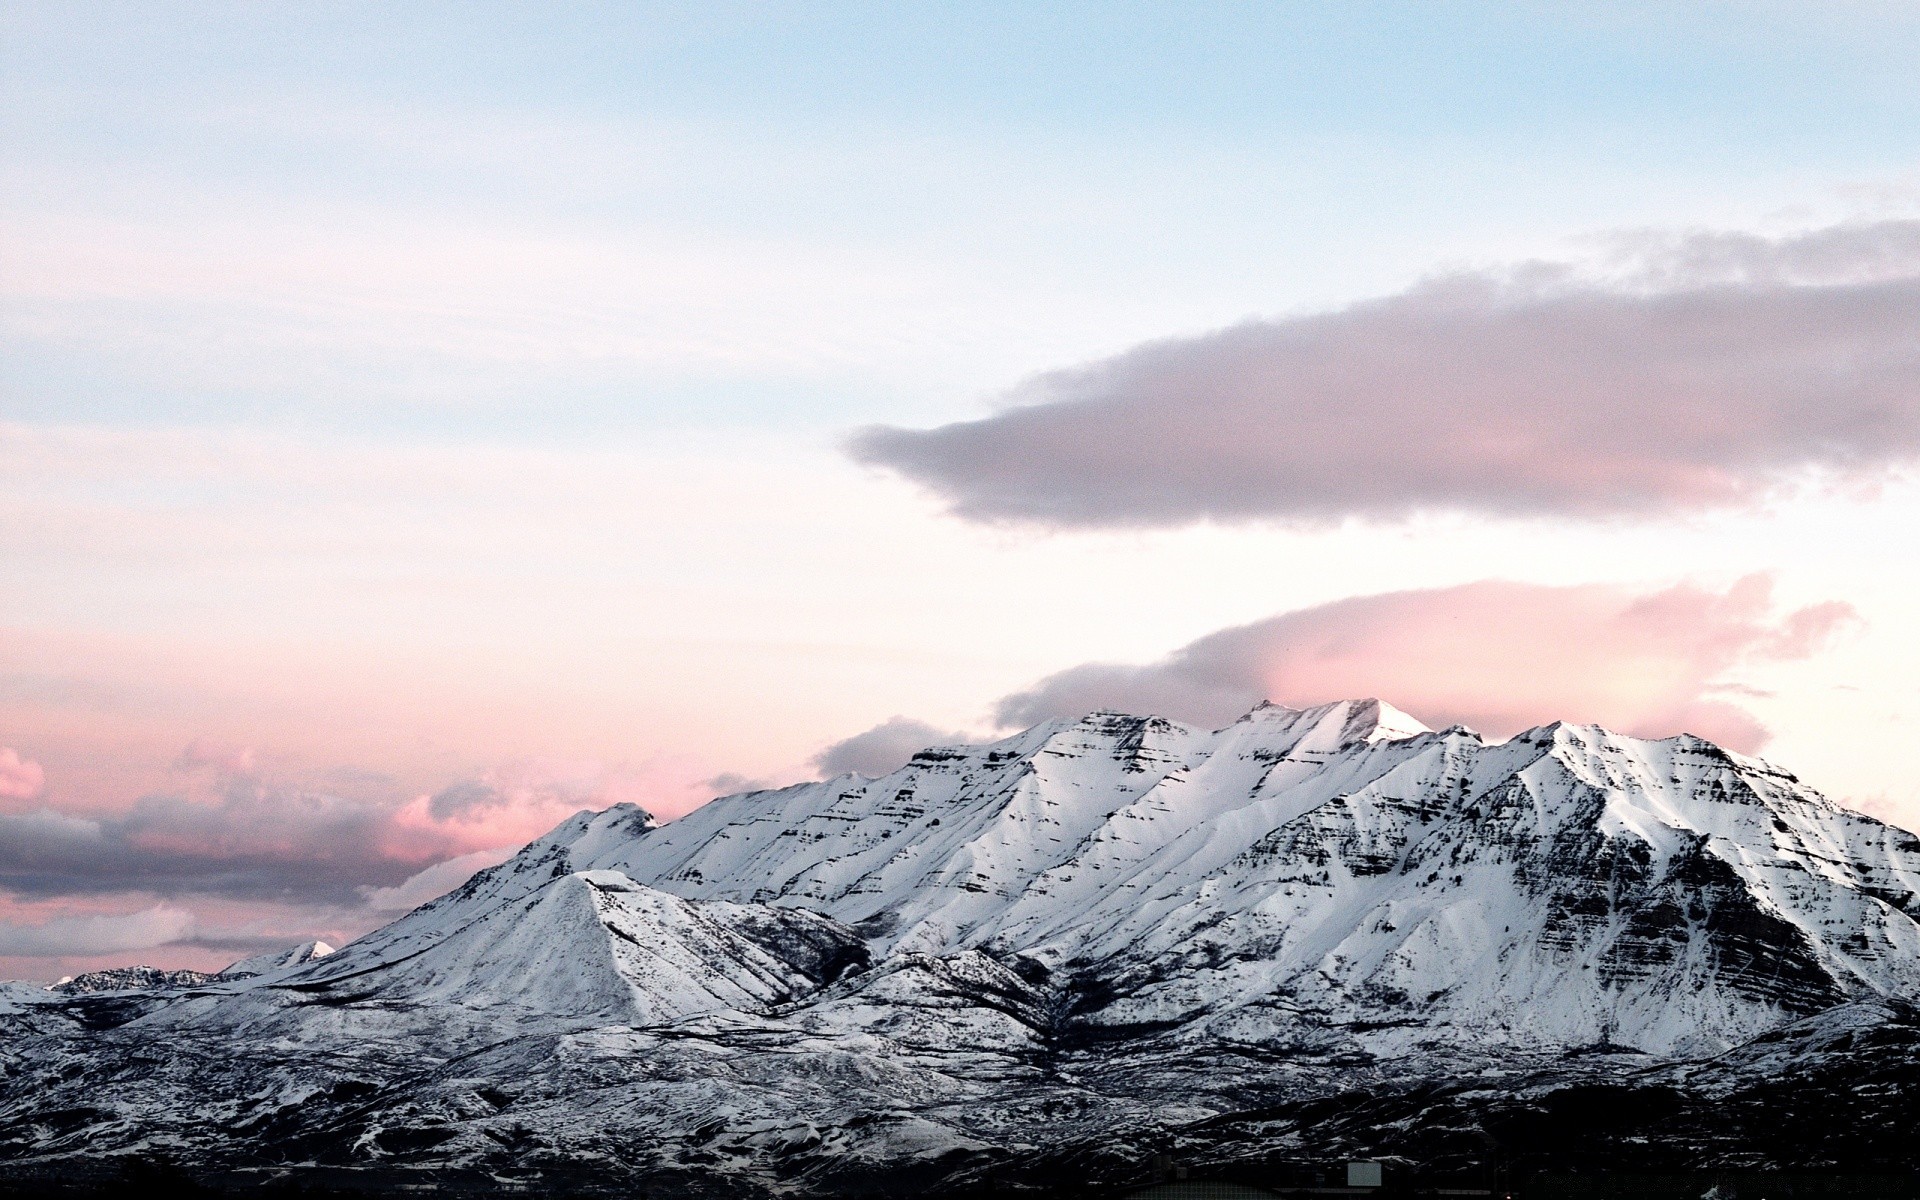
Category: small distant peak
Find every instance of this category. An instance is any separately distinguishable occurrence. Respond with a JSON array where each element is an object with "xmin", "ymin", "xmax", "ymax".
[
  {"xmin": 1536, "ymin": 720, "xmax": 1651, "ymax": 752},
  {"xmin": 969, "ymin": 717, "xmax": 1072, "ymax": 765},
  {"xmin": 532, "ymin": 807, "xmax": 603, "ymax": 845},
  {"xmin": 216, "ymin": 938, "xmax": 337, "ymax": 980},
  {"xmin": 1018, "ymin": 710, "xmax": 1202, "ymax": 767}
]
